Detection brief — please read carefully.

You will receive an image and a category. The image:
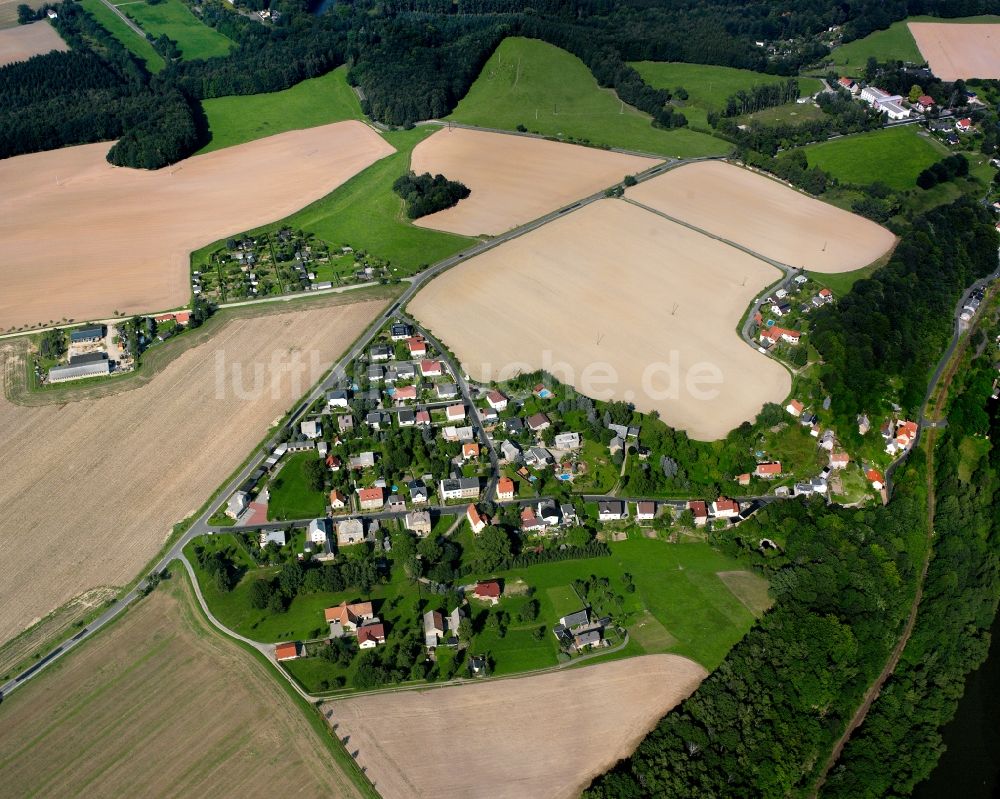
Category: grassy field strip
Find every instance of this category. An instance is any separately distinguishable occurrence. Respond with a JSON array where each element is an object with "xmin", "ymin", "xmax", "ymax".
[
  {"xmin": 79, "ymin": 0, "xmax": 165, "ymax": 72},
  {"xmin": 449, "ymin": 37, "xmax": 731, "ymax": 158},
  {"xmin": 117, "ymin": 0, "xmax": 233, "ymax": 60}
]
